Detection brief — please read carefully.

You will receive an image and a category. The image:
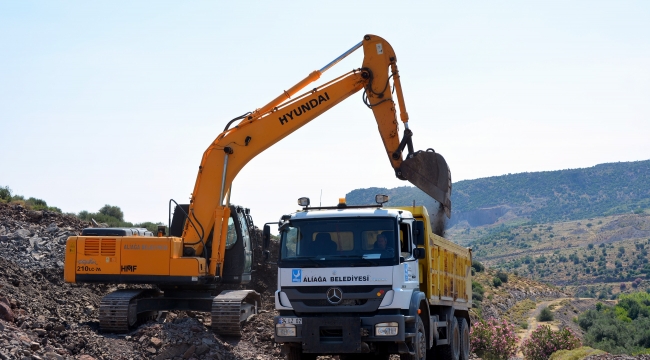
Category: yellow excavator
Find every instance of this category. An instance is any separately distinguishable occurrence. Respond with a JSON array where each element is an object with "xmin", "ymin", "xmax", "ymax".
[{"xmin": 63, "ymin": 34, "xmax": 452, "ymax": 335}]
